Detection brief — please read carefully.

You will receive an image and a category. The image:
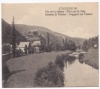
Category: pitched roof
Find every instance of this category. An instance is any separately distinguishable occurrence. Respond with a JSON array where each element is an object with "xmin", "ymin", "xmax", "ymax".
[
  {"xmin": 18, "ymin": 42, "xmax": 29, "ymax": 48},
  {"xmin": 32, "ymin": 40, "xmax": 41, "ymax": 46}
]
